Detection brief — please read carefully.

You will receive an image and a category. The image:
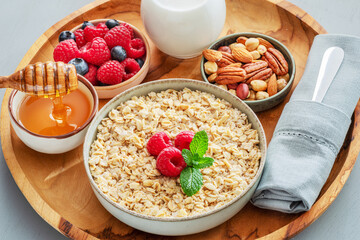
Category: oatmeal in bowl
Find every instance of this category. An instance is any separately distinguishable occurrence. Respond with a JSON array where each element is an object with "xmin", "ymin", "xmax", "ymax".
[{"xmin": 83, "ymin": 79, "xmax": 266, "ymax": 235}]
